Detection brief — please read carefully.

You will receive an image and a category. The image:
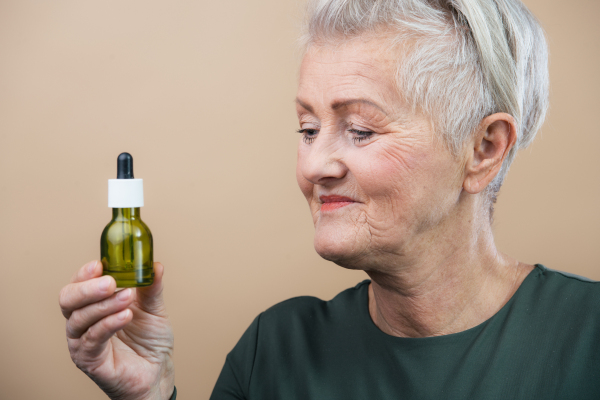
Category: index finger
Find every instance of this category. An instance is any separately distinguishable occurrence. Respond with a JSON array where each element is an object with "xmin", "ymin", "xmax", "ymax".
[{"xmin": 71, "ymin": 260, "xmax": 102, "ymax": 284}]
